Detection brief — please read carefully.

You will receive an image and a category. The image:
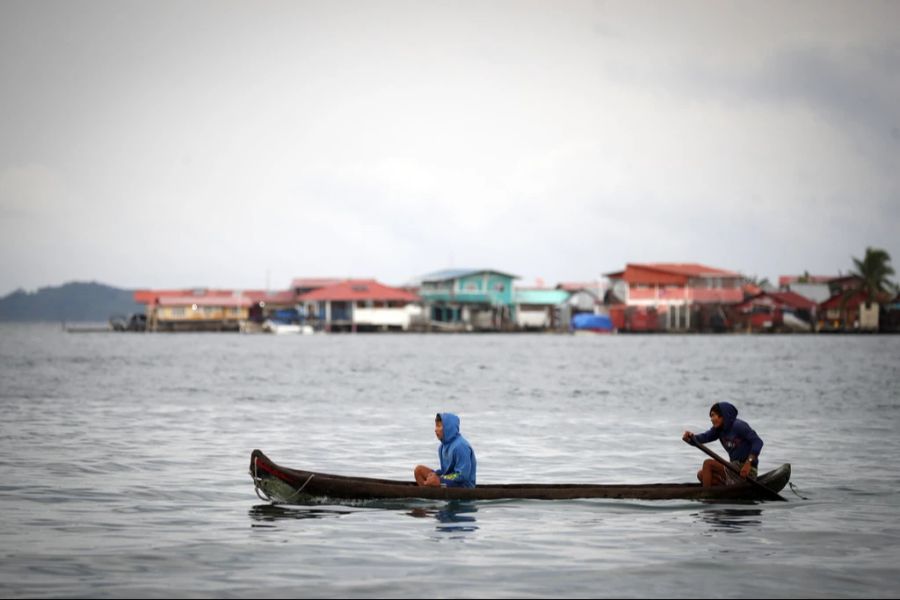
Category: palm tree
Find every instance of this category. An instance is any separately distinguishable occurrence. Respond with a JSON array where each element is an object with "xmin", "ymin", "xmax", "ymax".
[
  {"xmin": 847, "ymin": 247, "xmax": 895, "ymax": 331},
  {"xmin": 850, "ymin": 247, "xmax": 895, "ymax": 301}
]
